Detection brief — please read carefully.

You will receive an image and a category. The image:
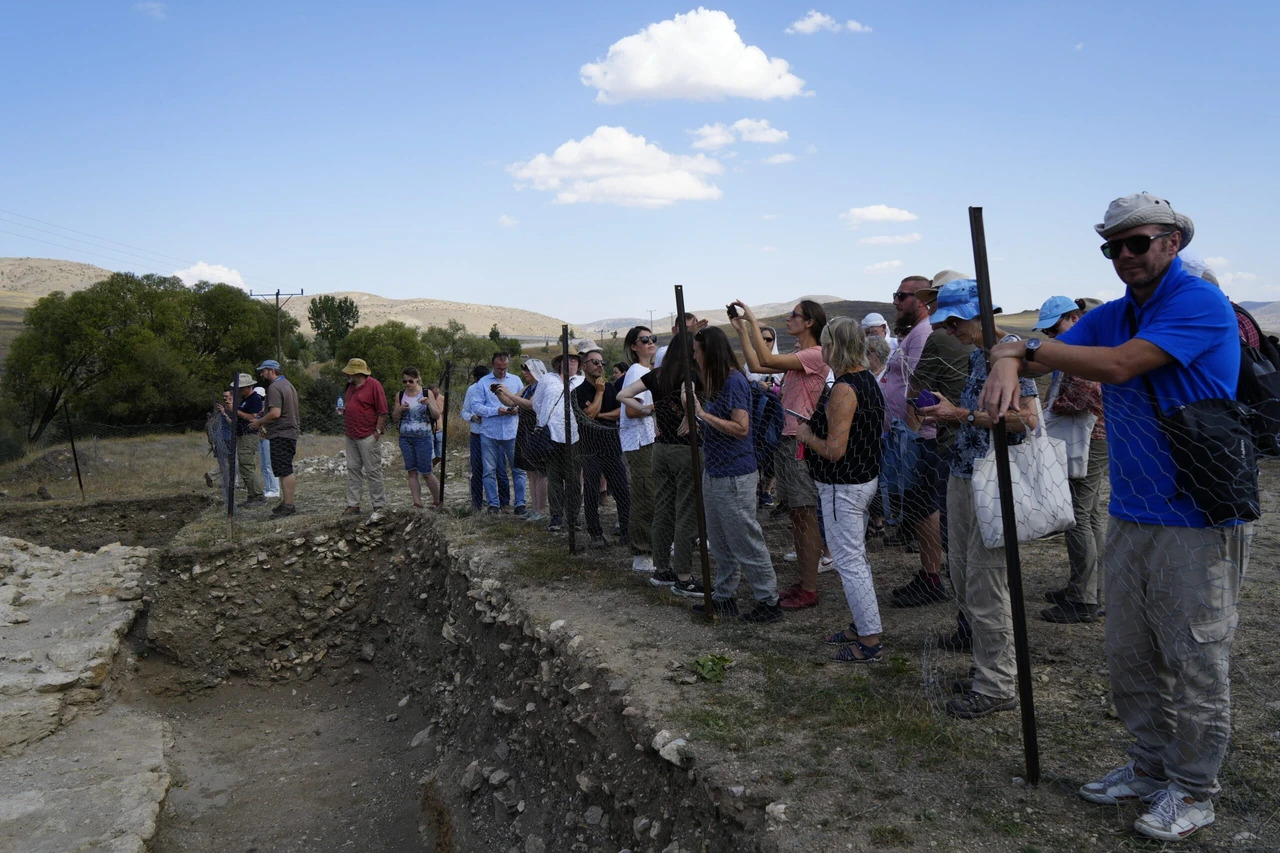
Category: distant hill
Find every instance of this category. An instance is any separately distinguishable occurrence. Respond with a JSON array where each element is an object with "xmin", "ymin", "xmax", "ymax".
[
  {"xmin": 283, "ymin": 291, "xmax": 568, "ymax": 338},
  {"xmin": 1238, "ymin": 301, "xmax": 1275, "ymax": 312},
  {"xmin": 0, "ymin": 257, "xmax": 114, "ymax": 300}
]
